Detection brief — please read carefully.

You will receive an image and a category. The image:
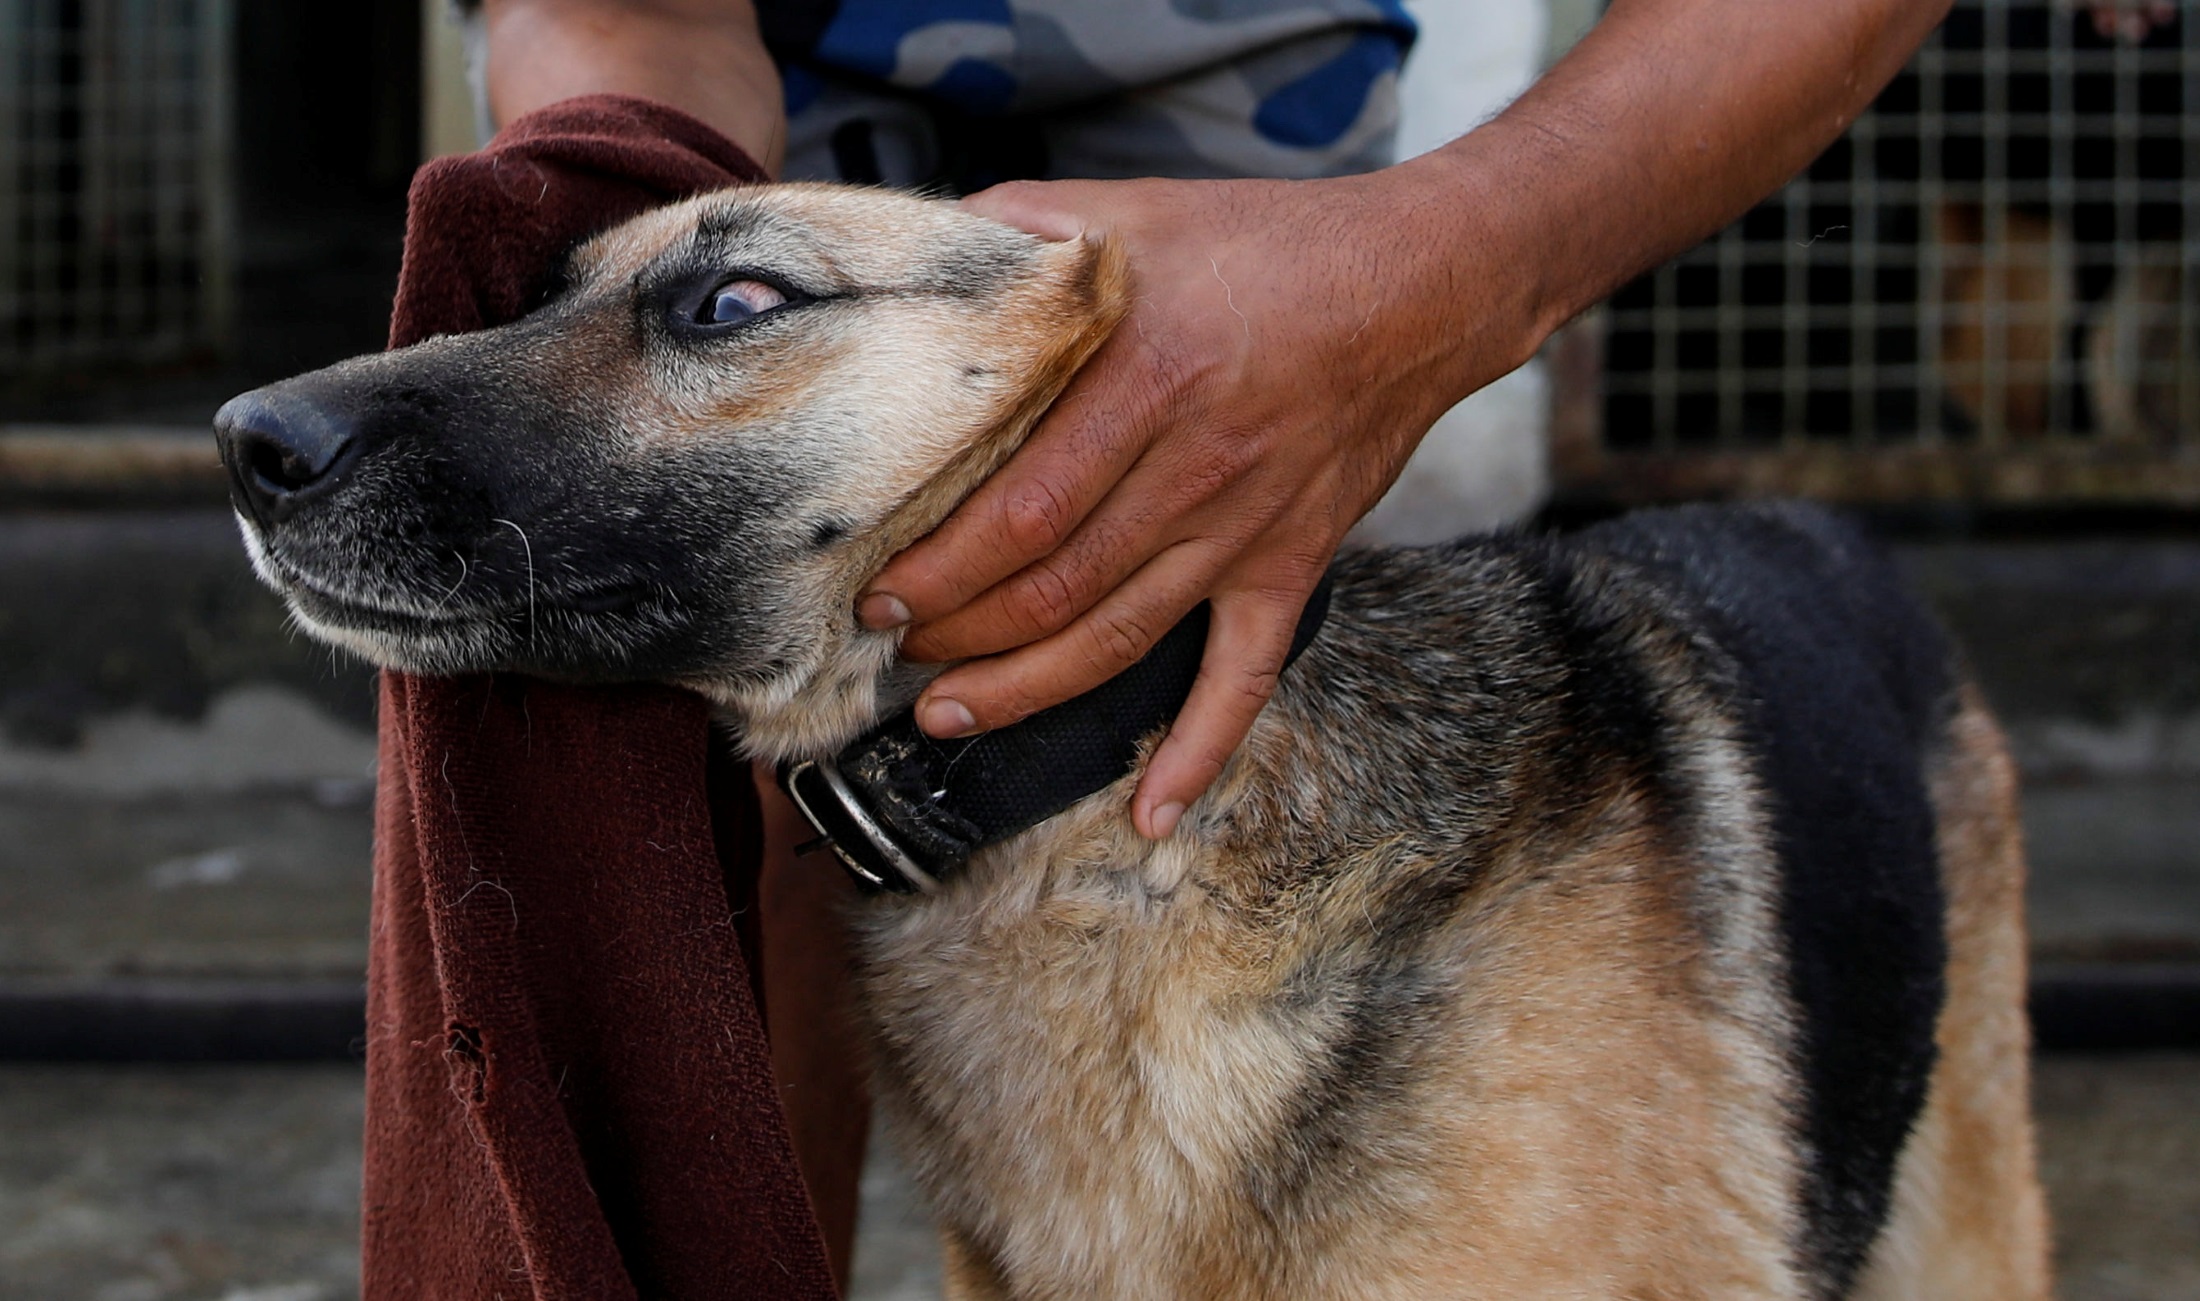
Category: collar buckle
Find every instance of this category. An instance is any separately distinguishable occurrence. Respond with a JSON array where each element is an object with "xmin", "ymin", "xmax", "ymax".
[{"xmin": 780, "ymin": 757, "xmax": 943, "ymax": 896}]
